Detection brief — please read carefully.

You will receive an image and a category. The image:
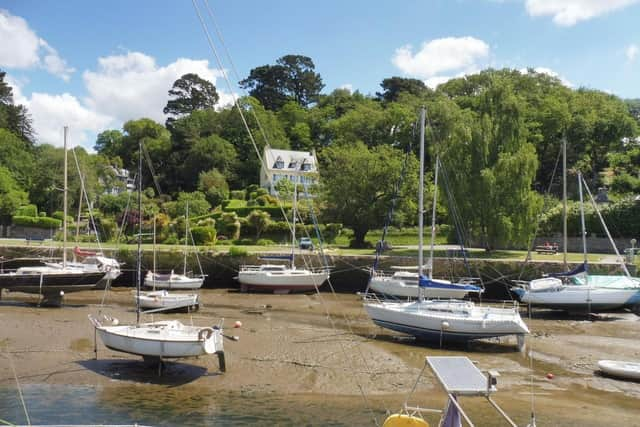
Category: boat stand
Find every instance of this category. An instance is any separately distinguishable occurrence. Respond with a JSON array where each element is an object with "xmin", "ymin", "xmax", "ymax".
[{"xmin": 427, "ymin": 356, "xmax": 518, "ymax": 427}]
